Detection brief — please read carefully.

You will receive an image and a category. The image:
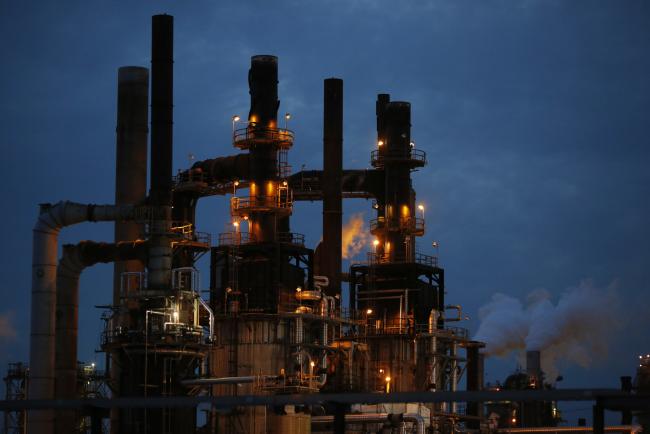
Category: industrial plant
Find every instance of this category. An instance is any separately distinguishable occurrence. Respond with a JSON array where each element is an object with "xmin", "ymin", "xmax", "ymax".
[{"xmin": 1, "ymin": 13, "xmax": 647, "ymax": 434}]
